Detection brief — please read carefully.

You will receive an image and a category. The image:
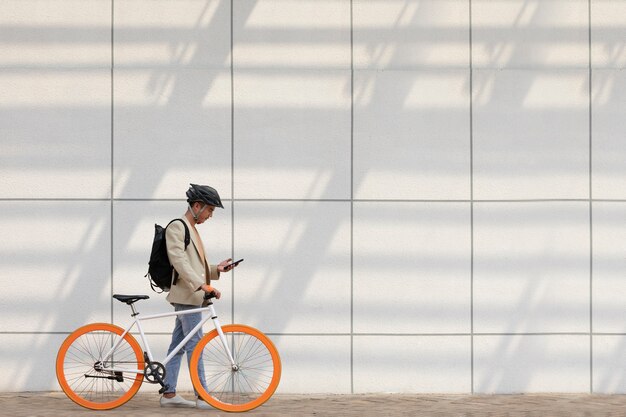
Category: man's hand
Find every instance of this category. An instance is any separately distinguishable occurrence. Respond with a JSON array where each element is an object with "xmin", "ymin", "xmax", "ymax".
[
  {"xmin": 217, "ymin": 258, "xmax": 237, "ymax": 273},
  {"xmin": 200, "ymin": 284, "xmax": 221, "ymax": 299}
]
